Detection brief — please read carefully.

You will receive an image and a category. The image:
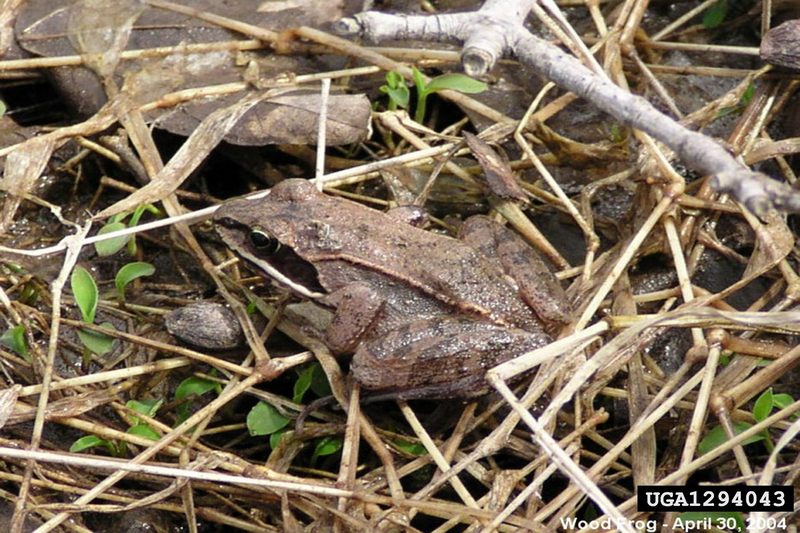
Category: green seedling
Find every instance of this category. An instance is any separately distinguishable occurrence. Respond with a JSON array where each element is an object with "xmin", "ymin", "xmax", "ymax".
[
  {"xmin": 71, "ymin": 259, "xmax": 155, "ymax": 358},
  {"xmin": 174, "ymin": 374, "xmax": 222, "ymax": 424},
  {"xmin": 379, "ymin": 67, "xmax": 487, "ymax": 122},
  {"xmin": 703, "ymin": 0, "xmax": 728, "ymax": 28},
  {"xmin": 293, "ymin": 362, "xmax": 331, "ymax": 404},
  {"xmin": 698, "ymin": 387, "xmax": 797, "ymax": 455},
  {"xmin": 752, "ymin": 386, "xmax": 796, "ymax": 451},
  {"xmin": 0, "ymin": 325, "xmax": 28, "ymax": 359},
  {"xmin": 311, "ymin": 436, "xmax": 342, "ymax": 466},
  {"xmin": 393, "ymin": 439, "xmax": 427, "ymax": 456},
  {"xmin": 75, "ymin": 322, "xmax": 115, "ymax": 356},
  {"xmin": 252, "ymin": 365, "xmax": 333, "ymax": 451},
  {"xmin": 379, "ymin": 70, "xmax": 410, "ymax": 111},
  {"xmin": 410, "ymin": 66, "xmax": 487, "ymax": 123},
  {"xmin": 71, "ymin": 266, "xmax": 98, "ymax": 324},
  {"xmin": 70, "ymin": 398, "xmax": 163, "ymax": 456},
  {"xmin": 697, "ymin": 421, "xmax": 762, "ymax": 455},
  {"xmin": 247, "ymin": 401, "xmax": 290, "ymax": 438},
  {"xmin": 71, "ymin": 266, "xmax": 116, "ymax": 361},
  {"xmin": 70, "ymin": 434, "xmax": 122, "ymax": 456},
  {"xmin": 125, "ymin": 398, "xmax": 163, "ymax": 441},
  {"xmin": 95, "ymin": 204, "xmax": 159, "ymax": 257},
  {"xmin": 115, "ymin": 261, "xmax": 155, "ymax": 302}
]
